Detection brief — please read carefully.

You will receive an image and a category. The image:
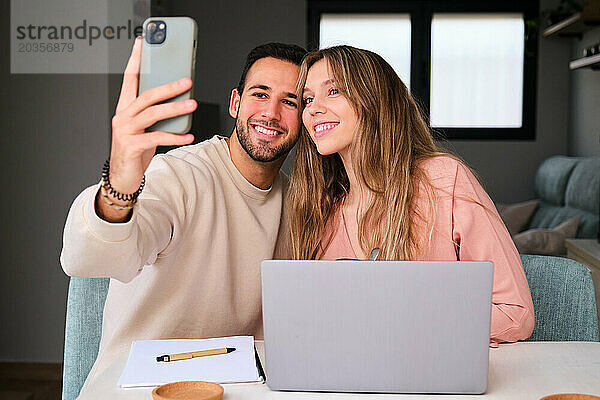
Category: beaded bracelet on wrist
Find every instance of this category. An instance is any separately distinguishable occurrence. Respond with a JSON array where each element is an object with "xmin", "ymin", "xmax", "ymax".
[
  {"xmin": 101, "ymin": 159, "xmax": 145, "ymax": 203},
  {"xmin": 100, "ymin": 185, "xmax": 136, "ymax": 210}
]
